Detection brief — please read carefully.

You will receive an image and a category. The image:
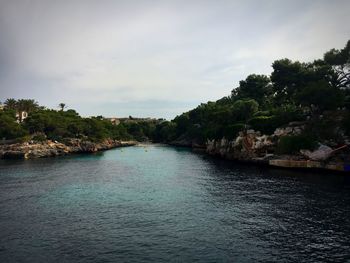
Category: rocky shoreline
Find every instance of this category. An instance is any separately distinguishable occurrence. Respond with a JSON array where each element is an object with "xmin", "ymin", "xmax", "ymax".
[
  {"xmin": 1, "ymin": 134, "xmax": 348, "ymax": 173},
  {"xmin": 0, "ymin": 139, "xmax": 137, "ymax": 159},
  {"xmin": 169, "ymin": 123, "xmax": 350, "ymax": 173},
  {"xmin": 205, "ymin": 137, "xmax": 348, "ymax": 173}
]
